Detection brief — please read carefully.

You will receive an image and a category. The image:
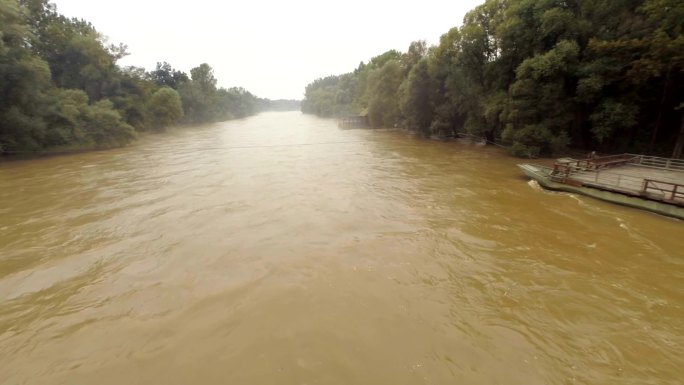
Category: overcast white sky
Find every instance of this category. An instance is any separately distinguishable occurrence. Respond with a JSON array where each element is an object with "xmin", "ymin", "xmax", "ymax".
[{"xmin": 51, "ymin": 0, "xmax": 484, "ymax": 100}]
